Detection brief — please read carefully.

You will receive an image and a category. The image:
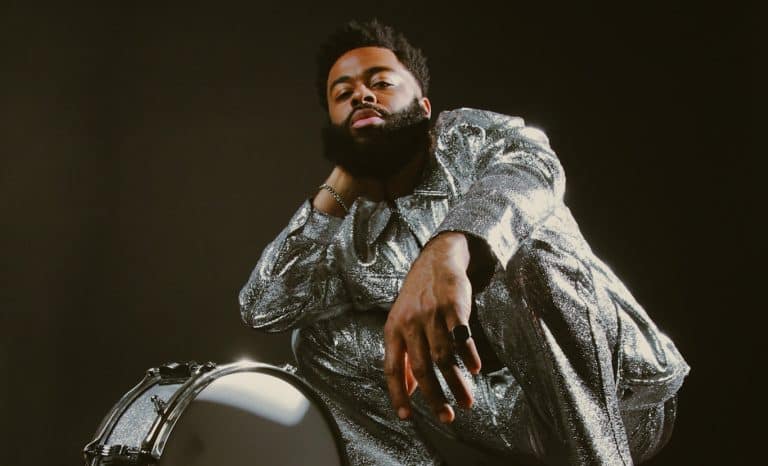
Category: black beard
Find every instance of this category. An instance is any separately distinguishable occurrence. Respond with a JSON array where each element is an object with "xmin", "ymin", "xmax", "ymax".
[{"xmin": 321, "ymin": 99, "xmax": 431, "ymax": 179}]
